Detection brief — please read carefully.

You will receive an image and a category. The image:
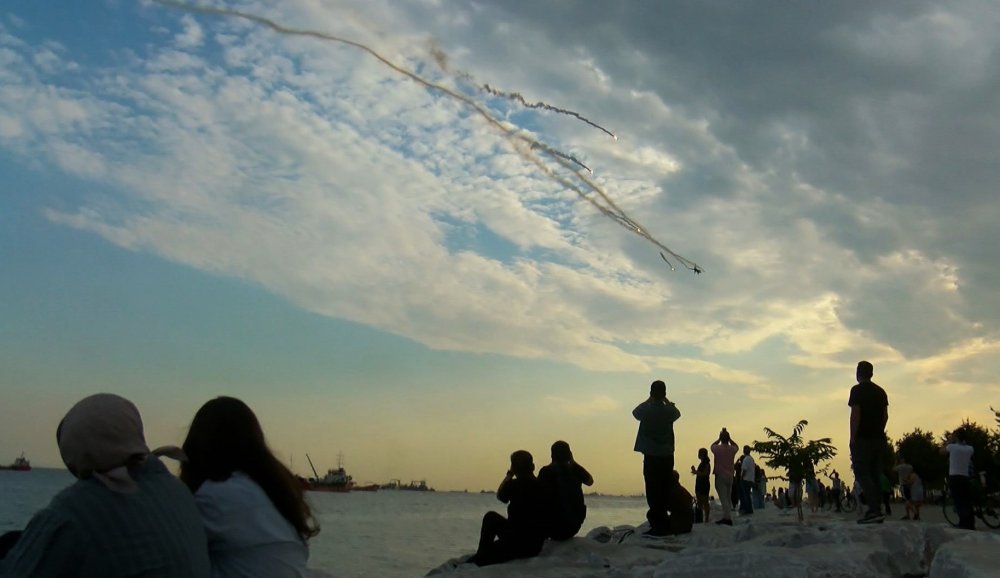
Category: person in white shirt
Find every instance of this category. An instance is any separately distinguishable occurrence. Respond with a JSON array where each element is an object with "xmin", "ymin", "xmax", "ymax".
[
  {"xmin": 738, "ymin": 446, "xmax": 755, "ymax": 515},
  {"xmin": 942, "ymin": 433, "xmax": 975, "ymax": 530},
  {"xmin": 180, "ymin": 397, "xmax": 320, "ymax": 577}
]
